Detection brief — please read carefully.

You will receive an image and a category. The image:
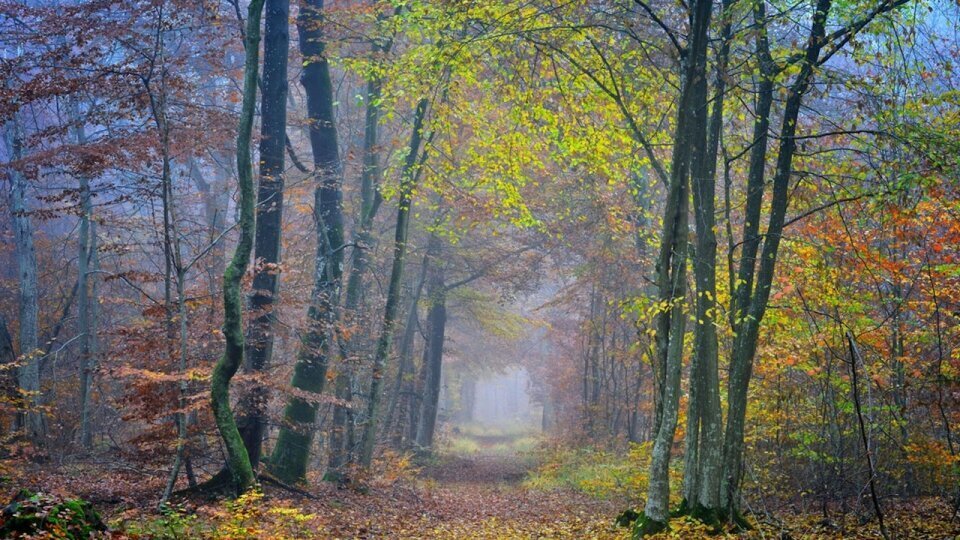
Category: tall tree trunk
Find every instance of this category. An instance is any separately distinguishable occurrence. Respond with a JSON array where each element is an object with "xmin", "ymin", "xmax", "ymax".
[
  {"xmin": 721, "ymin": 0, "xmax": 832, "ymax": 514},
  {"xmin": 639, "ymin": 0, "xmax": 712, "ymax": 533},
  {"xmin": 683, "ymin": 0, "xmax": 733, "ymax": 516},
  {"xmin": 3, "ymin": 114, "xmax": 43, "ymax": 440},
  {"xmin": 358, "ymin": 97, "xmax": 429, "ymax": 468},
  {"xmin": 268, "ymin": 0, "xmax": 344, "ymax": 484},
  {"xmin": 238, "ymin": 0, "xmax": 290, "ymax": 468},
  {"xmin": 70, "ymin": 99, "xmax": 98, "ymax": 449},
  {"xmin": 209, "ymin": 0, "xmax": 265, "ymax": 494},
  {"xmin": 415, "ymin": 264, "xmax": 446, "ymax": 450},
  {"xmin": 326, "ymin": 54, "xmax": 386, "ymax": 481},
  {"xmin": 387, "ymin": 270, "xmax": 427, "ymax": 448}
]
